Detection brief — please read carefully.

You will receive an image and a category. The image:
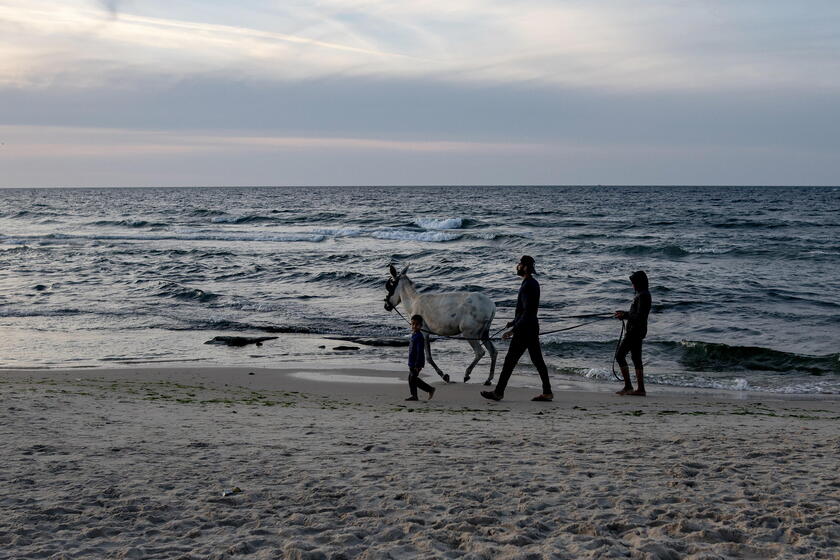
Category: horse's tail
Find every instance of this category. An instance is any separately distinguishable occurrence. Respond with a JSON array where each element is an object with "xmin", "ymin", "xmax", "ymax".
[
  {"xmin": 482, "ymin": 299, "xmax": 496, "ymax": 340},
  {"xmin": 481, "ymin": 317, "xmax": 494, "ymax": 340}
]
